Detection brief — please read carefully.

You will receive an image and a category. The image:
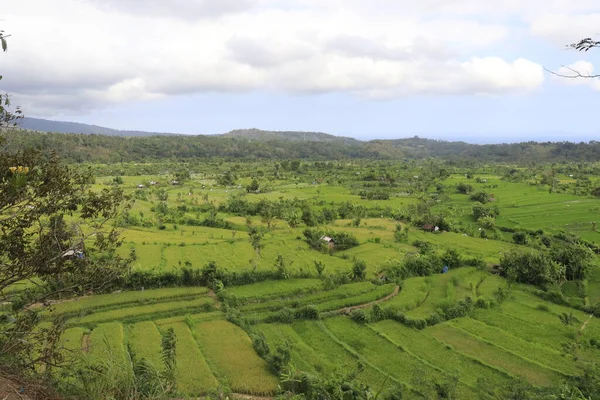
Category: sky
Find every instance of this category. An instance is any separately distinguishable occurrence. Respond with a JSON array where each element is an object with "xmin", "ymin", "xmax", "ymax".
[{"xmin": 2, "ymin": 0, "xmax": 600, "ymax": 143}]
